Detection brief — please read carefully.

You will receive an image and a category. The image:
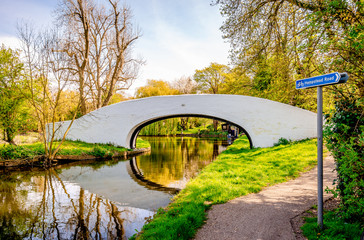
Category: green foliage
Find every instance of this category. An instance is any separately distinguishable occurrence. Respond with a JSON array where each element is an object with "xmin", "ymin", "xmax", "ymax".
[
  {"xmin": 274, "ymin": 137, "xmax": 291, "ymax": 146},
  {"xmin": 0, "ymin": 139, "xmax": 150, "ymax": 160},
  {"xmin": 301, "ymin": 211, "xmax": 363, "ymax": 240},
  {"xmin": 0, "ymin": 144, "xmax": 41, "ymax": 160},
  {"xmin": 324, "ymin": 92, "xmax": 364, "ymax": 223},
  {"xmin": 0, "ymin": 46, "xmax": 30, "ymax": 144},
  {"xmin": 308, "ymin": 0, "xmax": 364, "ymax": 98},
  {"xmin": 135, "ymin": 80, "xmax": 180, "ymax": 98},
  {"xmin": 89, "ymin": 145, "xmax": 113, "ymax": 158},
  {"xmin": 252, "ymin": 57, "xmax": 273, "ymax": 91},
  {"xmin": 139, "ymin": 118, "xmax": 225, "ymax": 136},
  {"xmin": 215, "ymin": 0, "xmax": 364, "ymax": 113},
  {"xmin": 140, "ymin": 118, "xmax": 179, "ymax": 136},
  {"xmin": 134, "ymin": 137, "xmax": 318, "ymax": 239},
  {"xmin": 193, "ymin": 63, "xmax": 229, "ymax": 94}
]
